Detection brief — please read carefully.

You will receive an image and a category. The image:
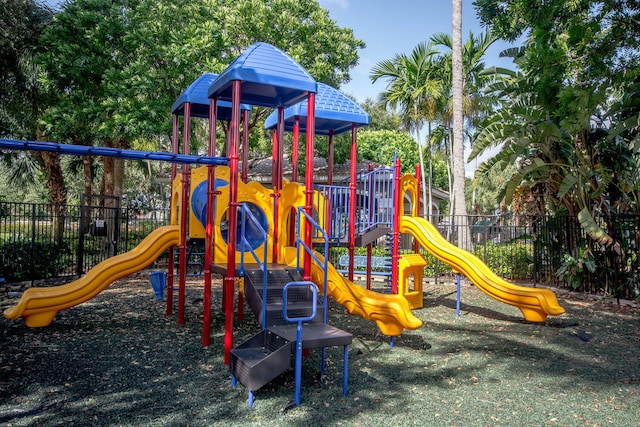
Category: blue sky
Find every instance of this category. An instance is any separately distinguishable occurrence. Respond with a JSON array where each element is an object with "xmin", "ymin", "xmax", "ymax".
[{"xmin": 318, "ymin": 0, "xmax": 519, "ymax": 102}]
